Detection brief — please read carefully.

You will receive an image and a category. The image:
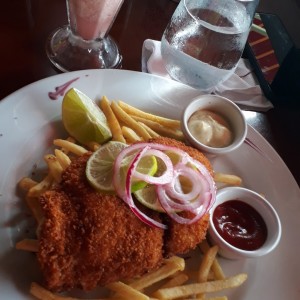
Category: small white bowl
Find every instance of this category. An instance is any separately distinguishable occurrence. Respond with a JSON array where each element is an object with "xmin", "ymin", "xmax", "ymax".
[
  {"xmin": 208, "ymin": 187, "xmax": 281, "ymax": 260},
  {"xmin": 182, "ymin": 94, "xmax": 247, "ymax": 155}
]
